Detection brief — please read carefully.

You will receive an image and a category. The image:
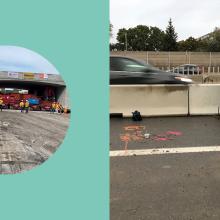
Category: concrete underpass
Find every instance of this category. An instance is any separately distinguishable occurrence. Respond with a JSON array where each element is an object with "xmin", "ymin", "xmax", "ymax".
[
  {"xmin": 0, "ymin": 71, "xmax": 69, "ymax": 109},
  {"xmin": 0, "ymin": 81, "xmax": 67, "ymax": 107}
]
